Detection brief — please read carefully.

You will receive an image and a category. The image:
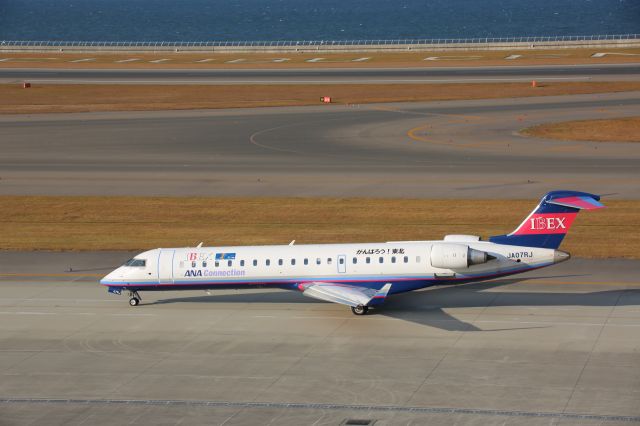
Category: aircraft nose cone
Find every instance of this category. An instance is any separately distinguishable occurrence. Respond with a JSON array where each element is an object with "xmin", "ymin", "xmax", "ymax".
[{"xmin": 554, "ymin": 250, "xmax": 571, "ymax": 264}]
